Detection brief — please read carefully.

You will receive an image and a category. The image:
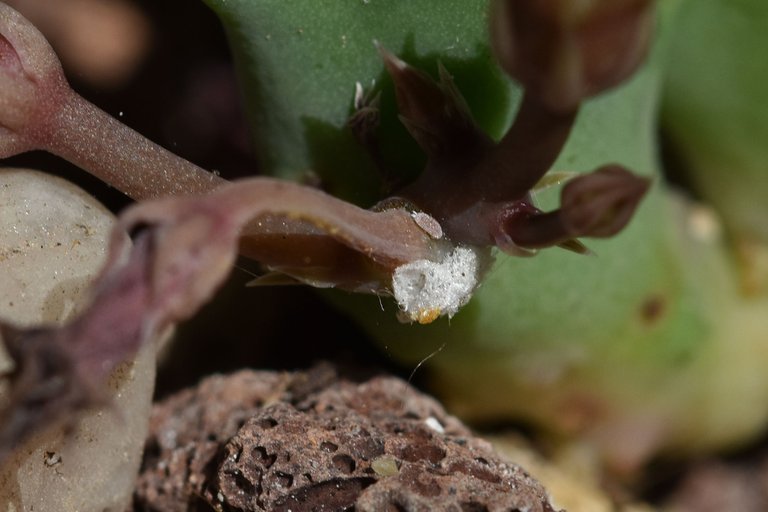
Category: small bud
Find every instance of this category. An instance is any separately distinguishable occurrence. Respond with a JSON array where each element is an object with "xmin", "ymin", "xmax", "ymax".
[
  {"xmin": 0, "ymin": 3, "xmax": 69, "ymax": 156},
  {"xmin": 496, "ymin": 165, "xmax": 649, "ymax": 251},
  {"xmin": 559, "ymin": 164, "xmax": 651, "ymax": 238},
  {"xmin": 490, "ymin": 0, "xmax": 654, "ymax": 112}
]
